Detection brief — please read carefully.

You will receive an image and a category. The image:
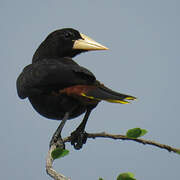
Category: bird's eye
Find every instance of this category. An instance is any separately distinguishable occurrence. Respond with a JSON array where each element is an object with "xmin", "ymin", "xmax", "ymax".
[{"xmin": 64, "ymin": 31, "xmax": 73, "ymax": 39}]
